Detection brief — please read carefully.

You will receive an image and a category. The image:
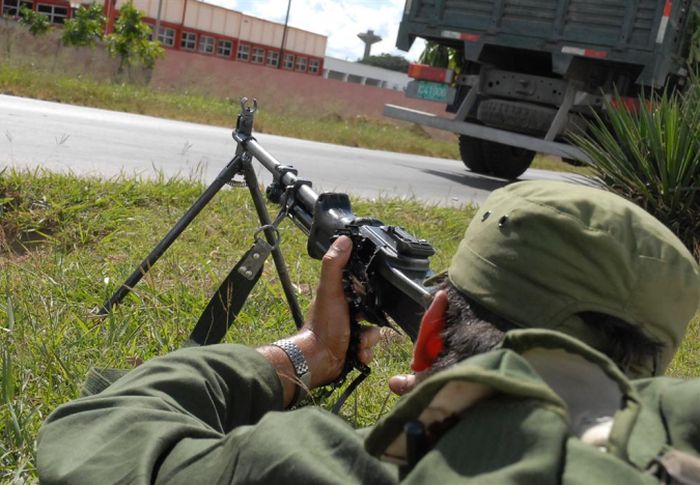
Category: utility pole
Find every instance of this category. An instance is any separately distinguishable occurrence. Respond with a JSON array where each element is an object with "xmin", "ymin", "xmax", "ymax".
[
  {"xmin": 278, "ymin": 0, "xmax": 291, "ymax": 69},
  {"xmin": 155, "ymin": 0, "xmax": 163, "ymax": 44}
]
